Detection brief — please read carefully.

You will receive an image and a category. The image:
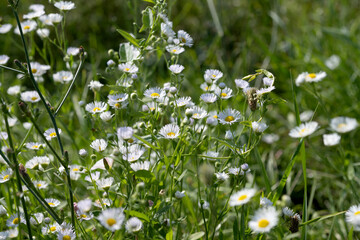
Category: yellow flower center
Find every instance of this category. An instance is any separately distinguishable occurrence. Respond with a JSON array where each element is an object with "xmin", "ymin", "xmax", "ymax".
[
  {"xmin": 117, "ymin": 98, "xmax": 123, "ymax": 101},
  {"xmin": 225, "ymin": 116, "xmax": 235, "ymax": 122},
  {"xmin": 114, "ymin": 103, "xmax": 121, "ymax": 108},
  {"xmin": 172, "ymin": 49, "xmax": 177, "ymax": 53},
  {"xmin": 50, "ymin": 226, "xmax": 57, "ymax": 232},
  {"xmin": 62, "ymin": 76, "xmax": 68, "ymax": 80},
  {"xmin": 124, "ymin": 68, "xmax": 130, "ymax": 72},
  {"xmin": 3, "ymin": 175, "xmax": 9, "ymax": 181},
  {"xmin": 167, "ymin": 132, "xmax": 176, "ymax": 137},
  {"xmin": 107, "ymin": 218, "xmax": 116, "ymax": 226},
  {"xmin": 98, "ymin": 146, "xmax": 102, "ymax": 151},
  {"xmin": 32, "ymin": 145, "xmax": 39, "ymax": 149},
  {"xmin": 221, "ymin": 93, "xmax": 227, "ymax": 97},
  {"xmin": 72, "ymin": 168, "xmax": 79, "ymax": 172},
  {"xmin": 355, "ymin": 211, "xmax": 360, "ymax": 215},
  {"xmin": 31, "ymin": 96, "xmax": 38, "ymax": 101},
  {"xmin": 12, "ymin": 218, "xmax": 19, "ymax": 224},
  {"xmin": 211, "ymin": 74, "xmax": 216, "ymax": 78},
  {"xmin": 337, "ymin": 123, "xmax": 346, "ymax": 129},
  {"xmin": 24, "ymin": 25, "xmax": 30, "ymax": 30},
  {"xmin": 150, "ymin": 107, "xmax": 155, "ymax": 111},
  {"xmin": 48, "ymin": 202, "xmax": 55, "ymax": 206},
  {"xmin": 150, "ymin": 93, "xmax": 160, "ymax": 98},
  {"xmin": 193, "ymin": 113, "xmax": 200, "ymax": 118},
  {"xmin": 63, "ymin": 235, "xmax": 71, "ymax": 240},
  {"xmin": 205, "ymin": 86, "xmax": 209, "ymax": 90},
  {"xmin": 300, "ymin": 128, "xmax": 307, "ymax": 134},
  {"xmin": 37, "ymin": 183, "xmax": 42, "ymax": 187},
  {"xmin": 93, "ymin": 107, "xmax": 101, "ymax": 112},
  {"xmin": 49, "ymin": 132, "xmax": 56, "ymax": 137},
  {"xmin": 128, "ymin": 138, "xmax": 134, "ymax": 143},
  {"xmin": 32, "ymin": 69, "xmax": 37, "ymax": 73},
  {"xmin": 238, "ymin": 195, "xmax": 247, "ymax": 201},
  {"xmin": 258, "ymin": 219, "xmax": 269, "ymax": 228},
  {"xmin": 307, "ymin": 73, "xmax": 316, "ymax": 79},
  {"xmin": 213, "ymin": 115, "xmax": 218, "ymax": 119},
  {"xmin": 181, "ymin": 37, "xmax": 186, "ymax": 43},
  {"xmin": 81, "ymin": 214, "xmax": 87, "ymax": 218}
]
